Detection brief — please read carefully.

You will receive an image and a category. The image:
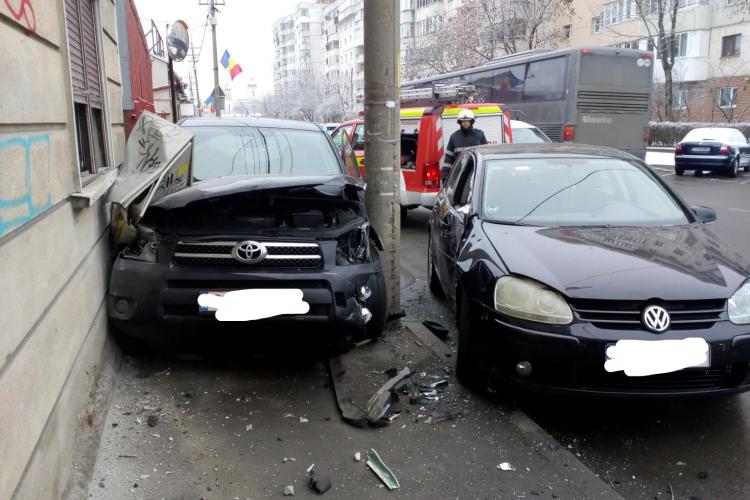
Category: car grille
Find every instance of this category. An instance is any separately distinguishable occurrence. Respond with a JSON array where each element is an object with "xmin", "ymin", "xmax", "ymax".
[
  {"xmin": 166, "ymin": 279, "xmax": 329, "ymax": 290},
  {"xmin": 173, "ymin": 241, "xmax": 323, "ymax": 269},
  {"xmin": 579, "ymin": 367, "xmax": 728, "ymax": 393},
  {"xmin": 569, "ymin": 298, "xmax": 726, "ymax": 331}
]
